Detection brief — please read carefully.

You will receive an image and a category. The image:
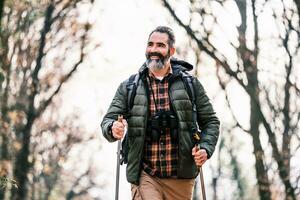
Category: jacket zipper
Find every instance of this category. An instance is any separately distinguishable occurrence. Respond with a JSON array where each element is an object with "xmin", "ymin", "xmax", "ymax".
[
  {"xmin": 138, "ymin": 75, "xmax": 150, "ymax": 184},
  {"xmin": 168, "ymin": 75, "xmax": 182, "ymax": 177}
]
